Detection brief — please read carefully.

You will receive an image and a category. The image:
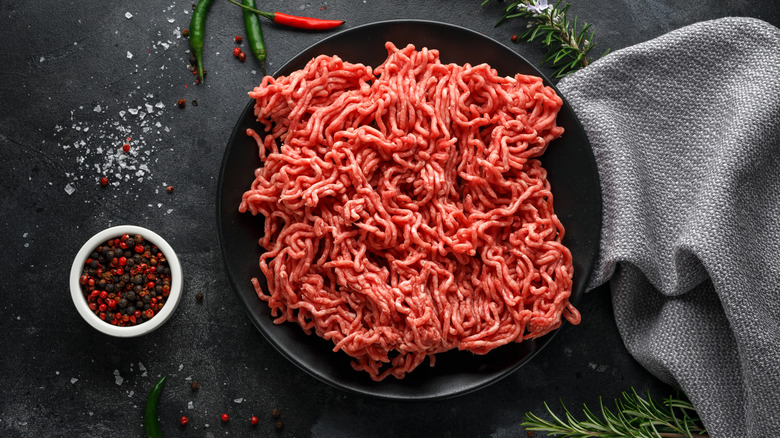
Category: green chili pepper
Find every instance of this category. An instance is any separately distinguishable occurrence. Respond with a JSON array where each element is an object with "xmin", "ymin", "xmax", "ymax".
[
  {"xmin": 144, "ymin": 376, "xmax": 167, "ymax": 438},
  {"xmin": 242, "ymin": 0, "xmax": 266, "ymax": 74},
  {"xmin": 189, "ymin": 0, "xmax": 213, "ymax": 82}
]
